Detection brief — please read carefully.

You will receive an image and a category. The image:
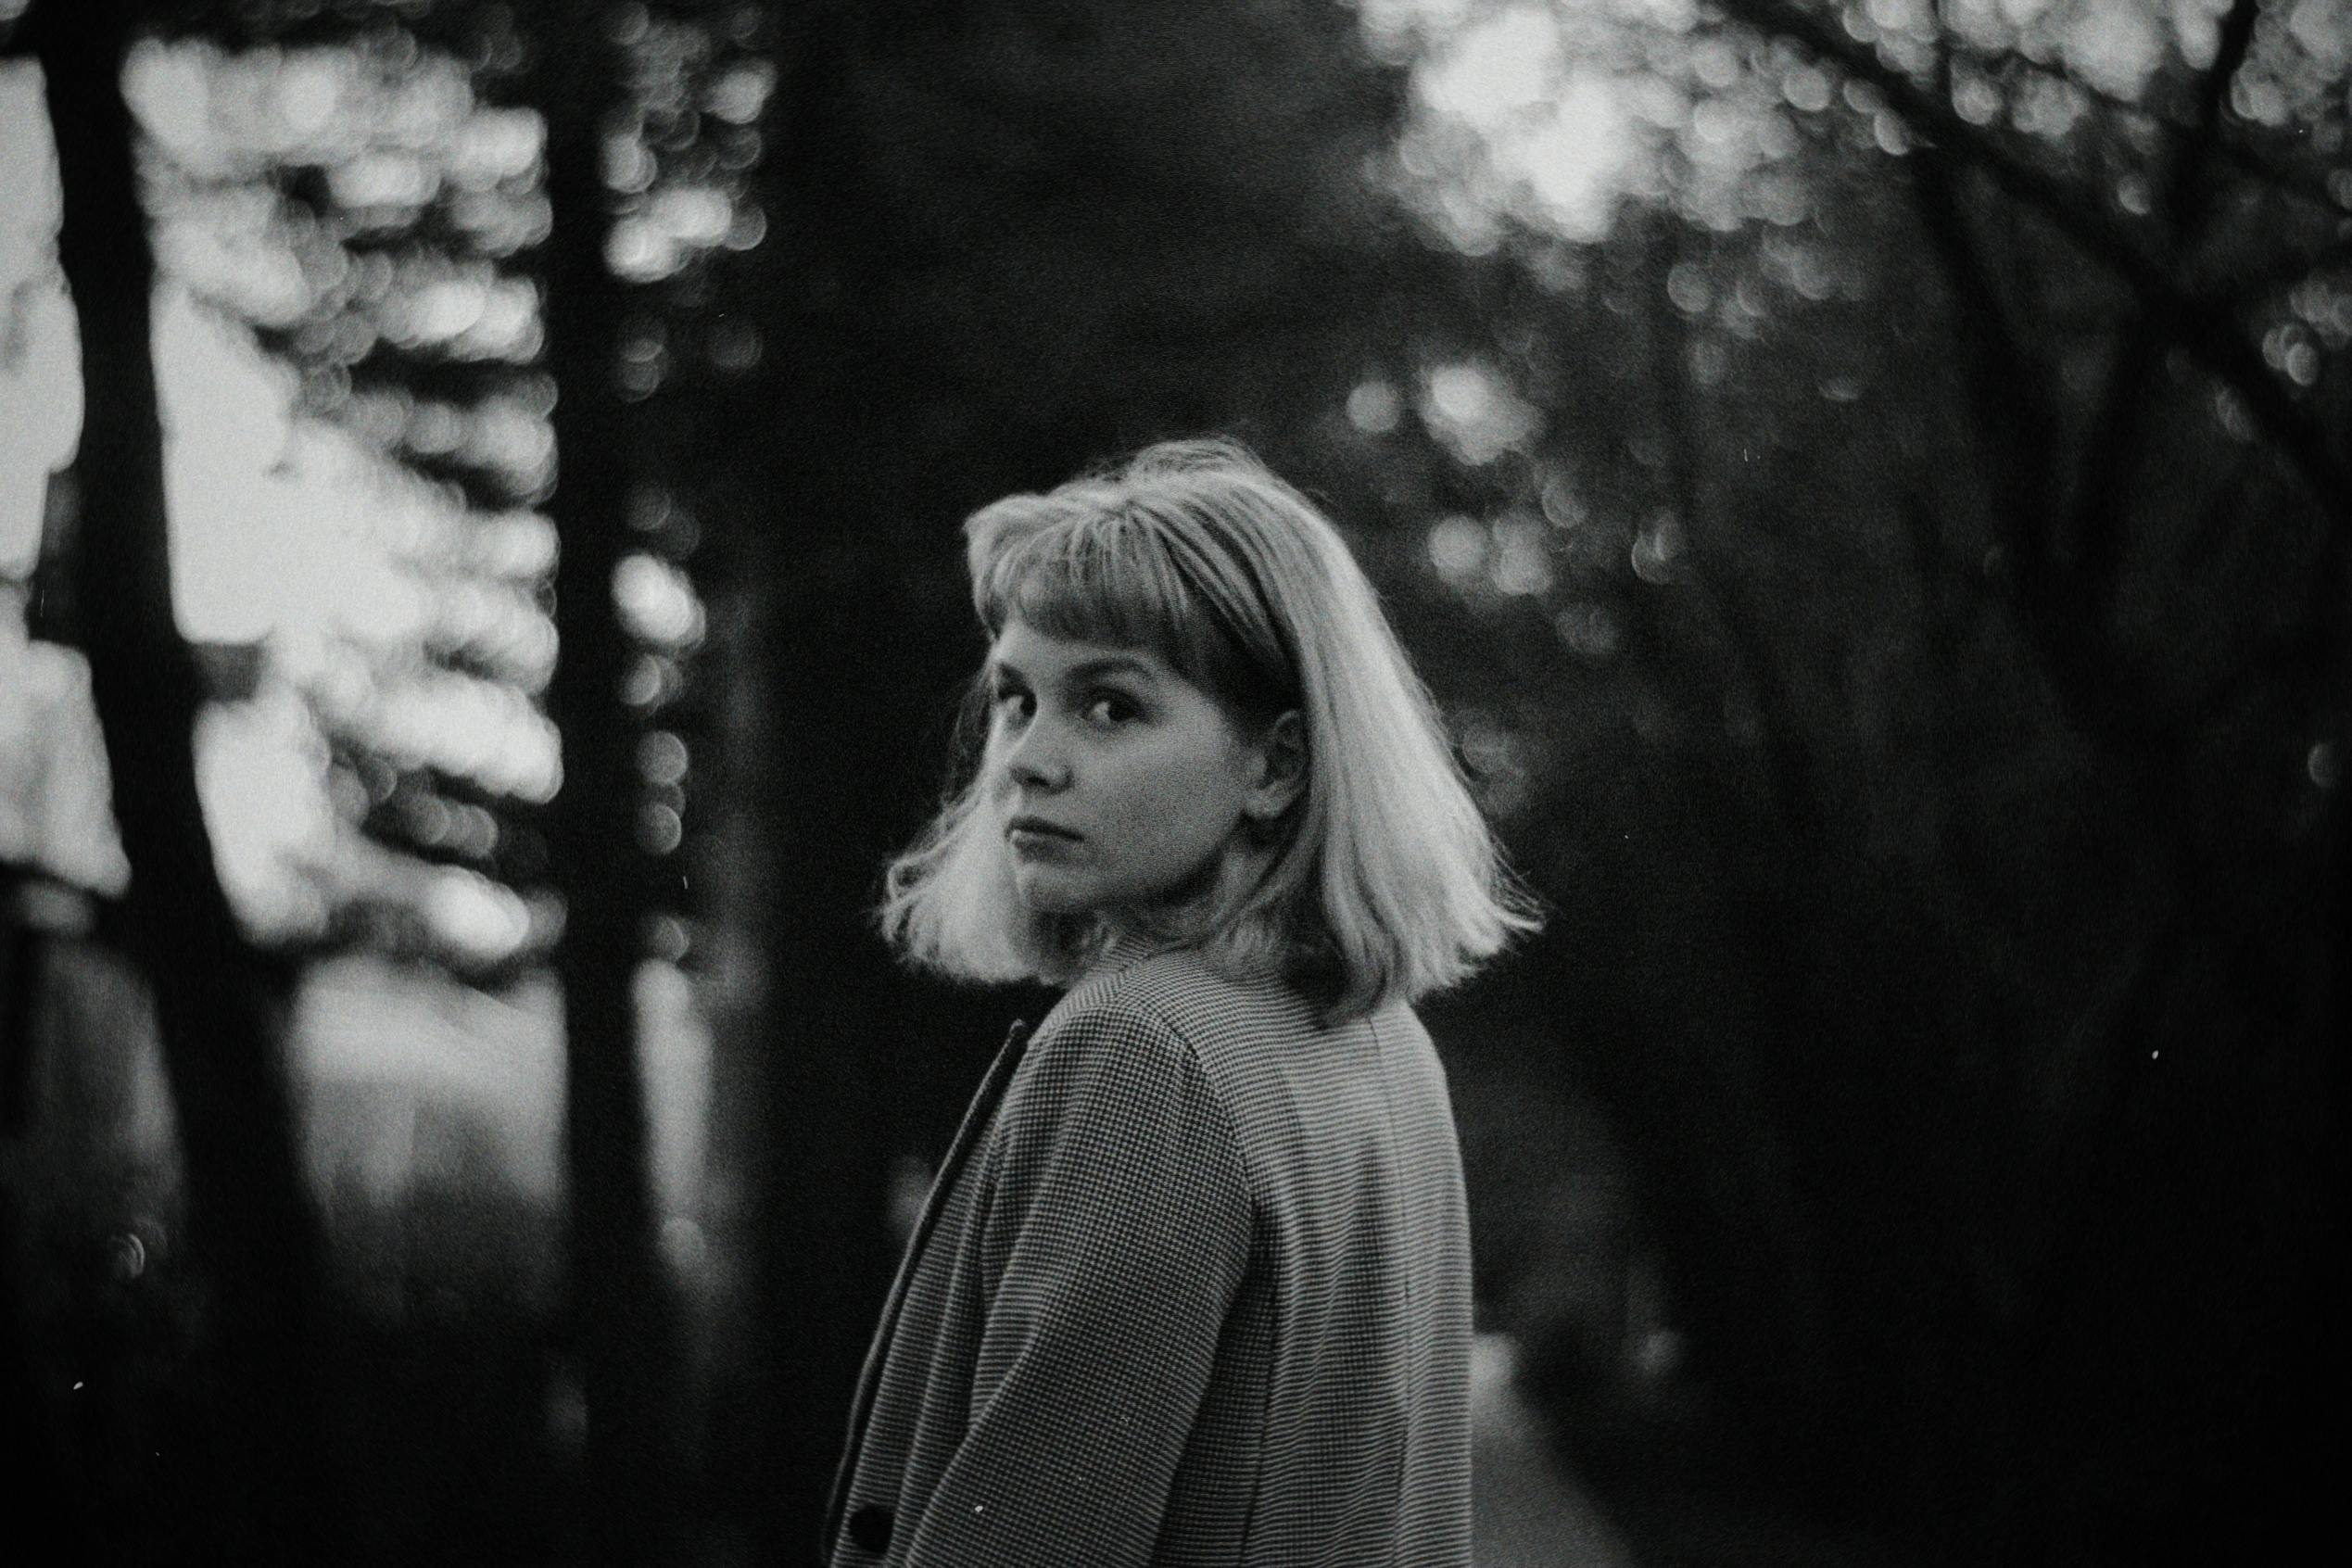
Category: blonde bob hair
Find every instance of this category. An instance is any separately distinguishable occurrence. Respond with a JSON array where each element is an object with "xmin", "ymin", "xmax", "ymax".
[{"xmin": 879, "ymin": 438, "xmax": 1537, "ymax": 1019}]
